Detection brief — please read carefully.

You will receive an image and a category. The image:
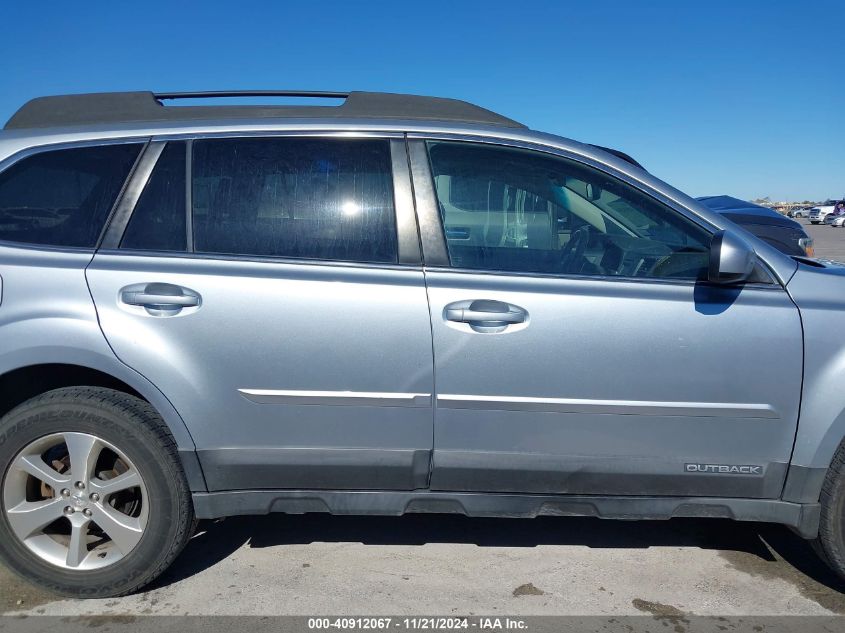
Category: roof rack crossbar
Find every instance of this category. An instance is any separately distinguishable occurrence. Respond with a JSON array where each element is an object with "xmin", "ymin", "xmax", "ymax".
[{"xmin": 154, "ymin": 90, "xmax": 350, "ymax": 100}]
